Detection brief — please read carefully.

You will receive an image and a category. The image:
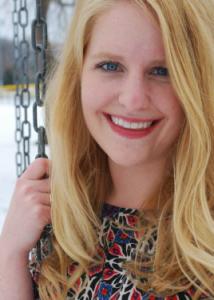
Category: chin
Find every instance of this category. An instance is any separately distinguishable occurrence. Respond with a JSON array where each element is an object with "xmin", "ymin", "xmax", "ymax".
[{"xmin": 108, "ymin": 154, "xmax": 150, "ymax": 168}]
